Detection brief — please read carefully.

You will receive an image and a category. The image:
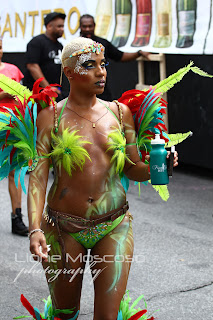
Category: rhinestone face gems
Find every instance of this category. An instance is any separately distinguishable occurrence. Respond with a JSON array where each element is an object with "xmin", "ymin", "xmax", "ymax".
[{"xmin": 74, "ymin": 53, "xmax": 92, "ymax": 75}]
